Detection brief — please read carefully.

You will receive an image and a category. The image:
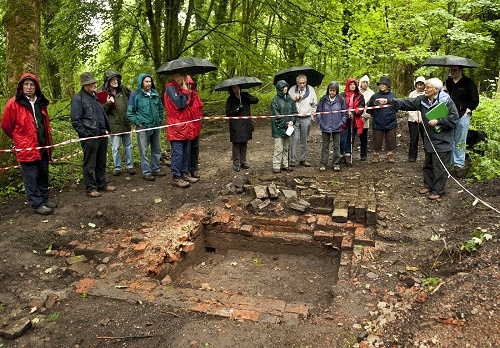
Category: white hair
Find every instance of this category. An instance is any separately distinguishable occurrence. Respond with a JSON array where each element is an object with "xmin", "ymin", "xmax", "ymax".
[
  {"xmin": 296, "ymin": 74, "xmax": 307, "ymax": 83},
  {"xmin": 426, "ymin": 78, "xmax": 443, "ymax": 90}
]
